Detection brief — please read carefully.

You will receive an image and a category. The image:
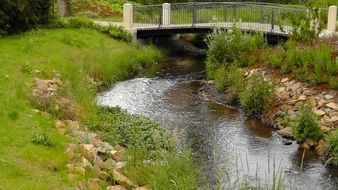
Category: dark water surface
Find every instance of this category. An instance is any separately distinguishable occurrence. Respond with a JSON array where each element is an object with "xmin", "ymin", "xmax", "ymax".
[{"xmin": 97, "ymin": 53, "xmax": 338, "ymax": 189}]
